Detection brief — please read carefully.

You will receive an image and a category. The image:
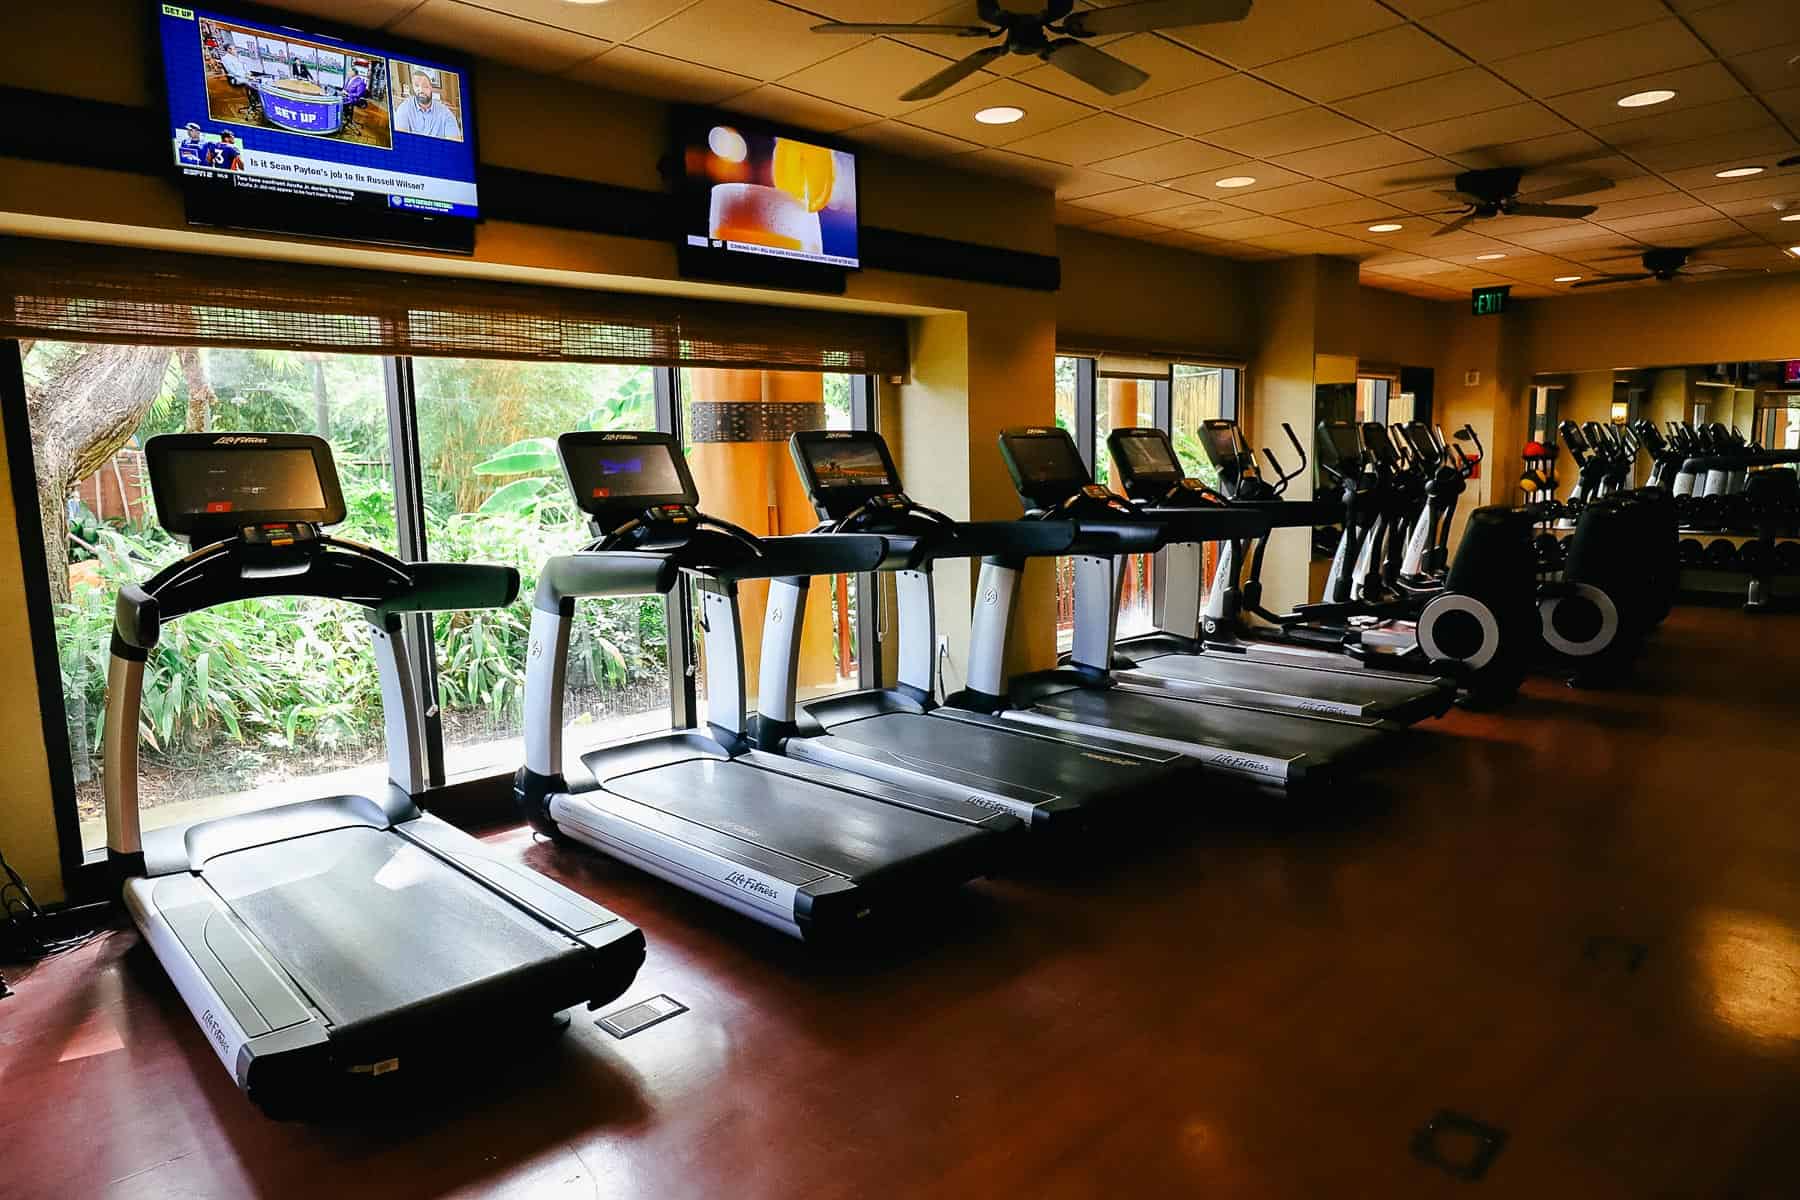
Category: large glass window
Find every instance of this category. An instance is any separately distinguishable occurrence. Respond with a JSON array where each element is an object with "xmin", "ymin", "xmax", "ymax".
[
  {"xmin": 413, "ymin": 359, "xmax": 669, "ymax": 780},
  {"xmin": 1093, "ymin": 375, "xmax": 1158, "ymax": 638},
  {"xmin": 23, "ymin": 342, "xmax": 393, "ymax": 853},
  {"xmin": 1170, "ymin": 363, "xmax": 1229, "ymax": 487}
]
